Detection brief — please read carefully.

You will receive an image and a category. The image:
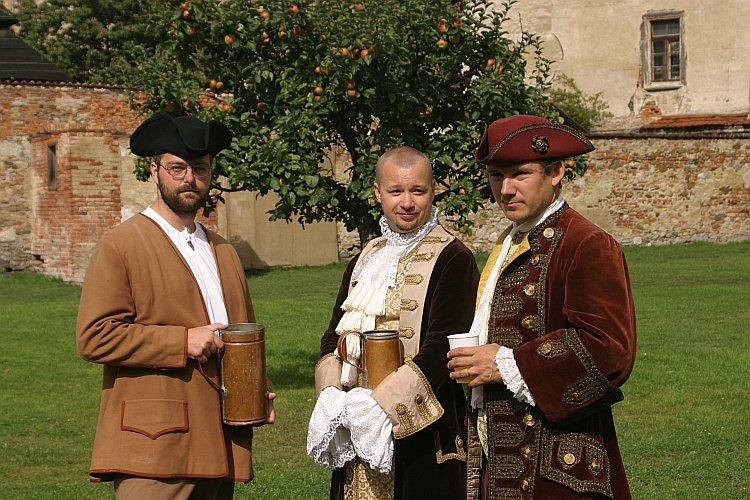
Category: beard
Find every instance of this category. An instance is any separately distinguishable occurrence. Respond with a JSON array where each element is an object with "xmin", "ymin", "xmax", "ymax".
[{"xmin": 156, "ymin": 174, "xmax": 210, "ymax": 216}]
